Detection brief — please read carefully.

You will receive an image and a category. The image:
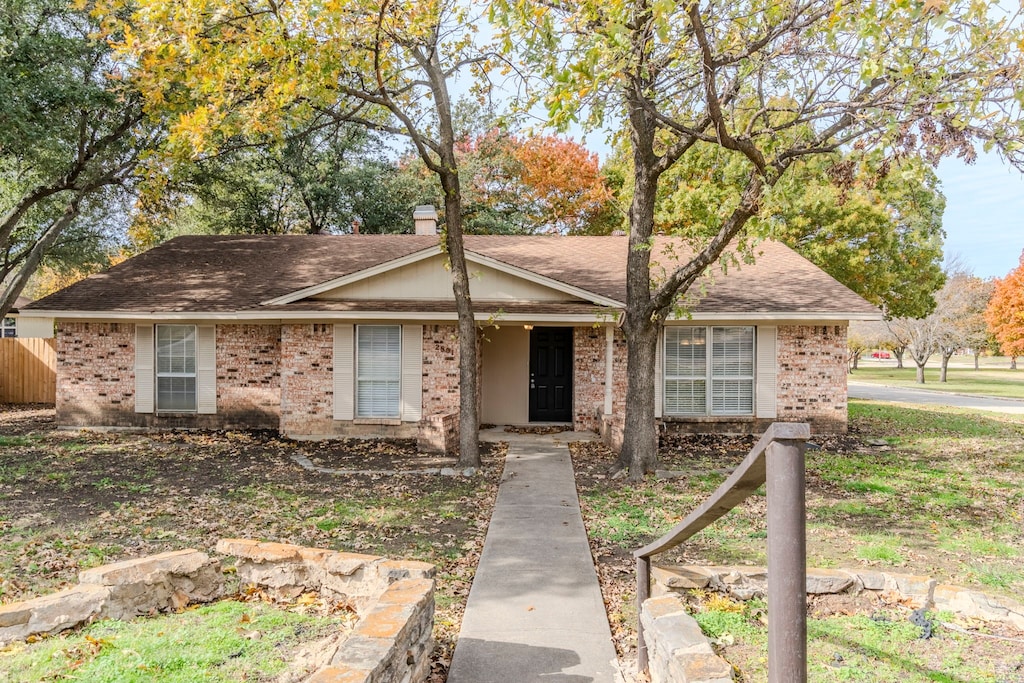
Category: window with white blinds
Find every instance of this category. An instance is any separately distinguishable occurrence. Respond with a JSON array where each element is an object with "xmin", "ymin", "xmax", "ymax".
[
  {"xmin": 156, "ymin": 324, "xmax": 197, "ymax": 412},
  {"xmin": 711, "ymin": 326, "xmax": 754, "ymax": 414},
  {"xmin": 664, "ymin": 326, "xmax": 707, "ymax": 415},
  {"xmin": 664, "ymin": 326, "xmax": 755, "ymax": 416},
  {"xmin": 356, "ymin": 325, "xmax": 401, "ymax": 418}
]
